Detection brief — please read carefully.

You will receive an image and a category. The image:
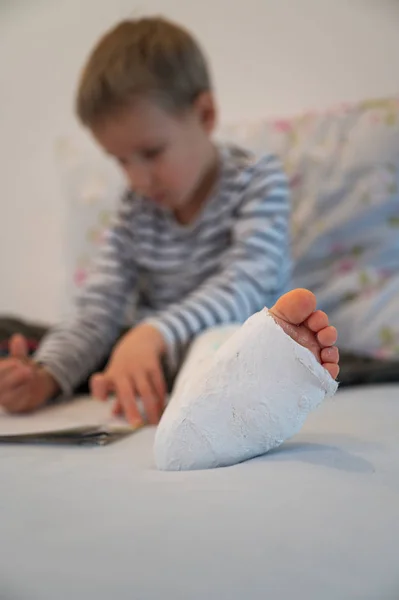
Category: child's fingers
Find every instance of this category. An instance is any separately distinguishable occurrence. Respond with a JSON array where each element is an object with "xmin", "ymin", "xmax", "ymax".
[
  {"xmin": 0, "ymin": 383, "xmax": 31, "ymax": 413},
  {"xmin": 134, "ymin": 372, "xmax": 160, "ymax": 425},
  {"xmin": 9, "ymin": 334, "xmax": 29, "ymax": 359},
  {"xmin": 90, "ymin": 373, "xmax": 111, "ymax": 401},
  {"xmin": 111, "ymin": 399, "xmax": 123, "ymax": 416},
  {"xmin": 0, "ymin": 359, "xmax": 24, "ymax": 380},
  {"xmin": 114, "ymin": 376, "xmax": 142, "ymax": 427},
  {"xmin": 148, "ymin": 362, "xmax": 167, "ymax": 408},
  {"xmin": 0, "ymin": 364, "xmax": 33, "ymax": 398}
]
